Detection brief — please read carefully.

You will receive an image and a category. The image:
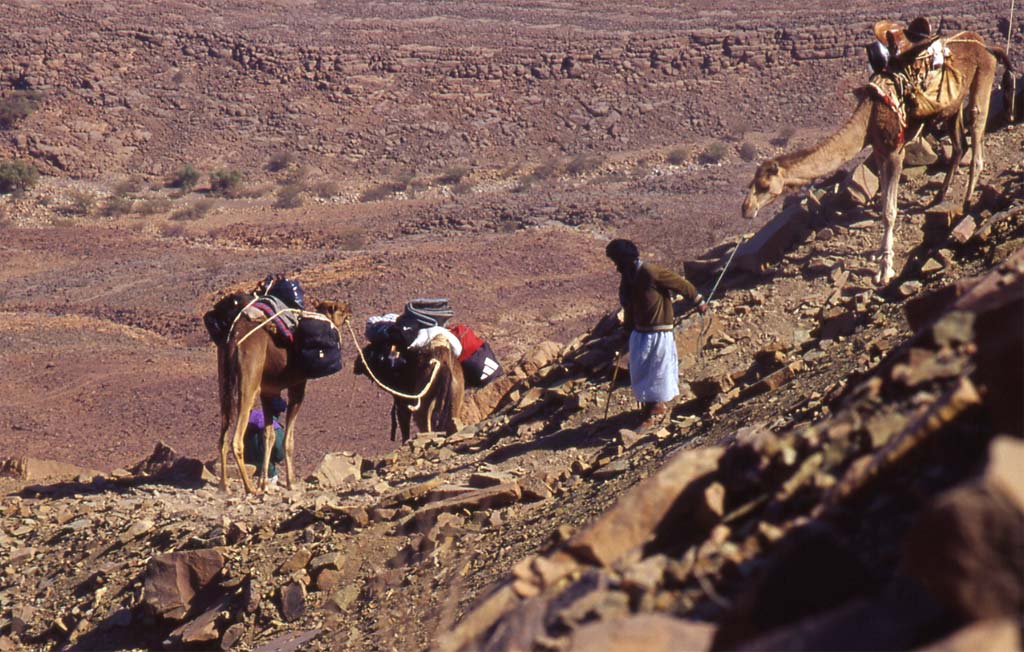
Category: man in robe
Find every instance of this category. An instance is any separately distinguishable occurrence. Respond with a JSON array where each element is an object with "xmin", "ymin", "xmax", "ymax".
[{"xmin": 606, "ymin": 239, "xmax": 706, "ymax": 429}]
